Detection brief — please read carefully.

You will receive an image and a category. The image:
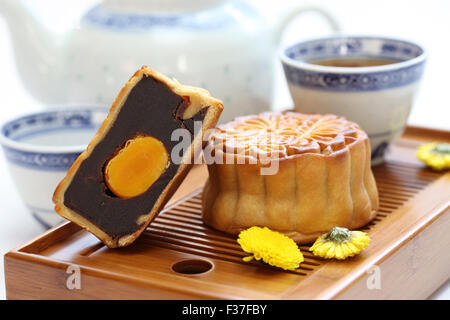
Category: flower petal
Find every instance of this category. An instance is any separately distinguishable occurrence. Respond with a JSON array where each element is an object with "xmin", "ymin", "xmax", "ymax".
[{"xmin": 237, "ymin": 226, "xmax": 304, "ymax": 270}]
